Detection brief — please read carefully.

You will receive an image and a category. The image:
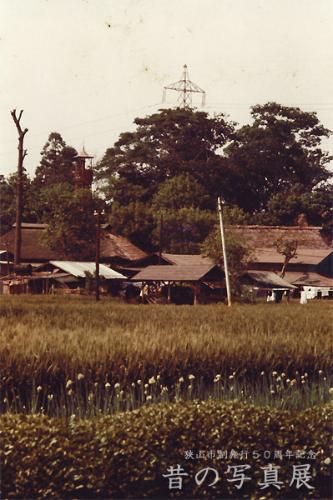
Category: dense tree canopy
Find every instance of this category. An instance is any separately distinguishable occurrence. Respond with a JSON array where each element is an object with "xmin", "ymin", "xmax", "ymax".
[
  {"xmin": 41, "ymin": 184, "xmax": 96, "ymax": 260},
  {"xmin": 152, "ymin": 174, "xmax": 210, "ymax": 211},
  {"xmin": 0, "ymin": 172, "xmax": 36, "ymax": 235},
  {"xmin": 224, "ymin": 103, "xmax": 332, "ymax": 212},
  {"xmin": 95, "ymin": 107, "xmax": 235, "ymax": 208},
  {"xmin": 34, "ymin": 132, "xmax": 77, "ymax": 189},
  {"xmin": 2, "ymin": 104, "xmax": 332, "ymax": 255}
]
